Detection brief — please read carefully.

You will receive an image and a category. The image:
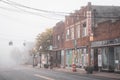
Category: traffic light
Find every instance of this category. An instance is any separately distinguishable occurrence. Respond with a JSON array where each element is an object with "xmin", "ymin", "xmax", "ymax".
[
  {"xmin": 9, "ymin": 41, "xmax": 13, "ymax": 46},
  {"xmin": 23, "ymin": 42, "xmax": 26, "ymax": 46}
]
